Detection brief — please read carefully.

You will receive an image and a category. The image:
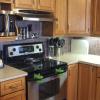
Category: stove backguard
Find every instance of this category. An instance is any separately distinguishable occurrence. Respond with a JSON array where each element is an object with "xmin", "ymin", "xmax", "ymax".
[{"xmin": 2, "ymin": 42, "xmax": 45, "ymax": 64}]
